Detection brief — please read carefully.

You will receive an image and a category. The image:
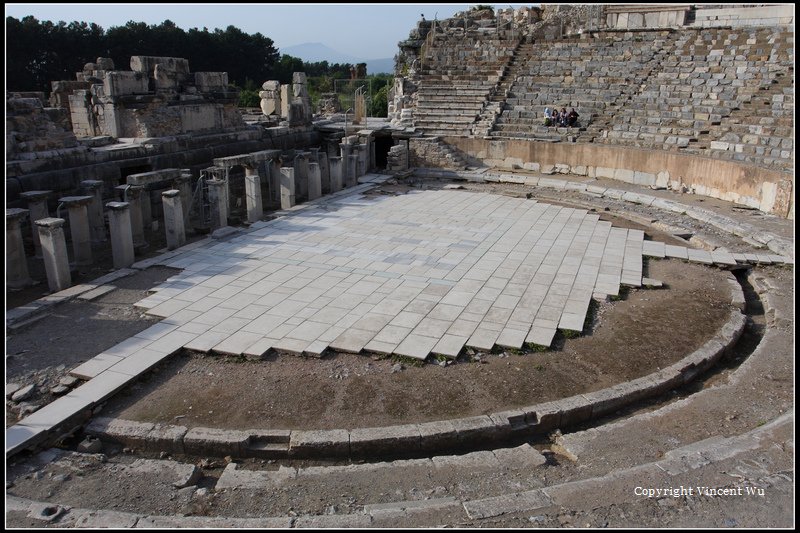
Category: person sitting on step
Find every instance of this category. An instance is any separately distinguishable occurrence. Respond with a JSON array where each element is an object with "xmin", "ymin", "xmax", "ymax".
[
  {"xmin": 567, "ymin": 108, "xmax": 579, "ymax": 127},
  {"xmin": 558, "ymin": 107, "xmax": 568, "ymax": 127}
]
